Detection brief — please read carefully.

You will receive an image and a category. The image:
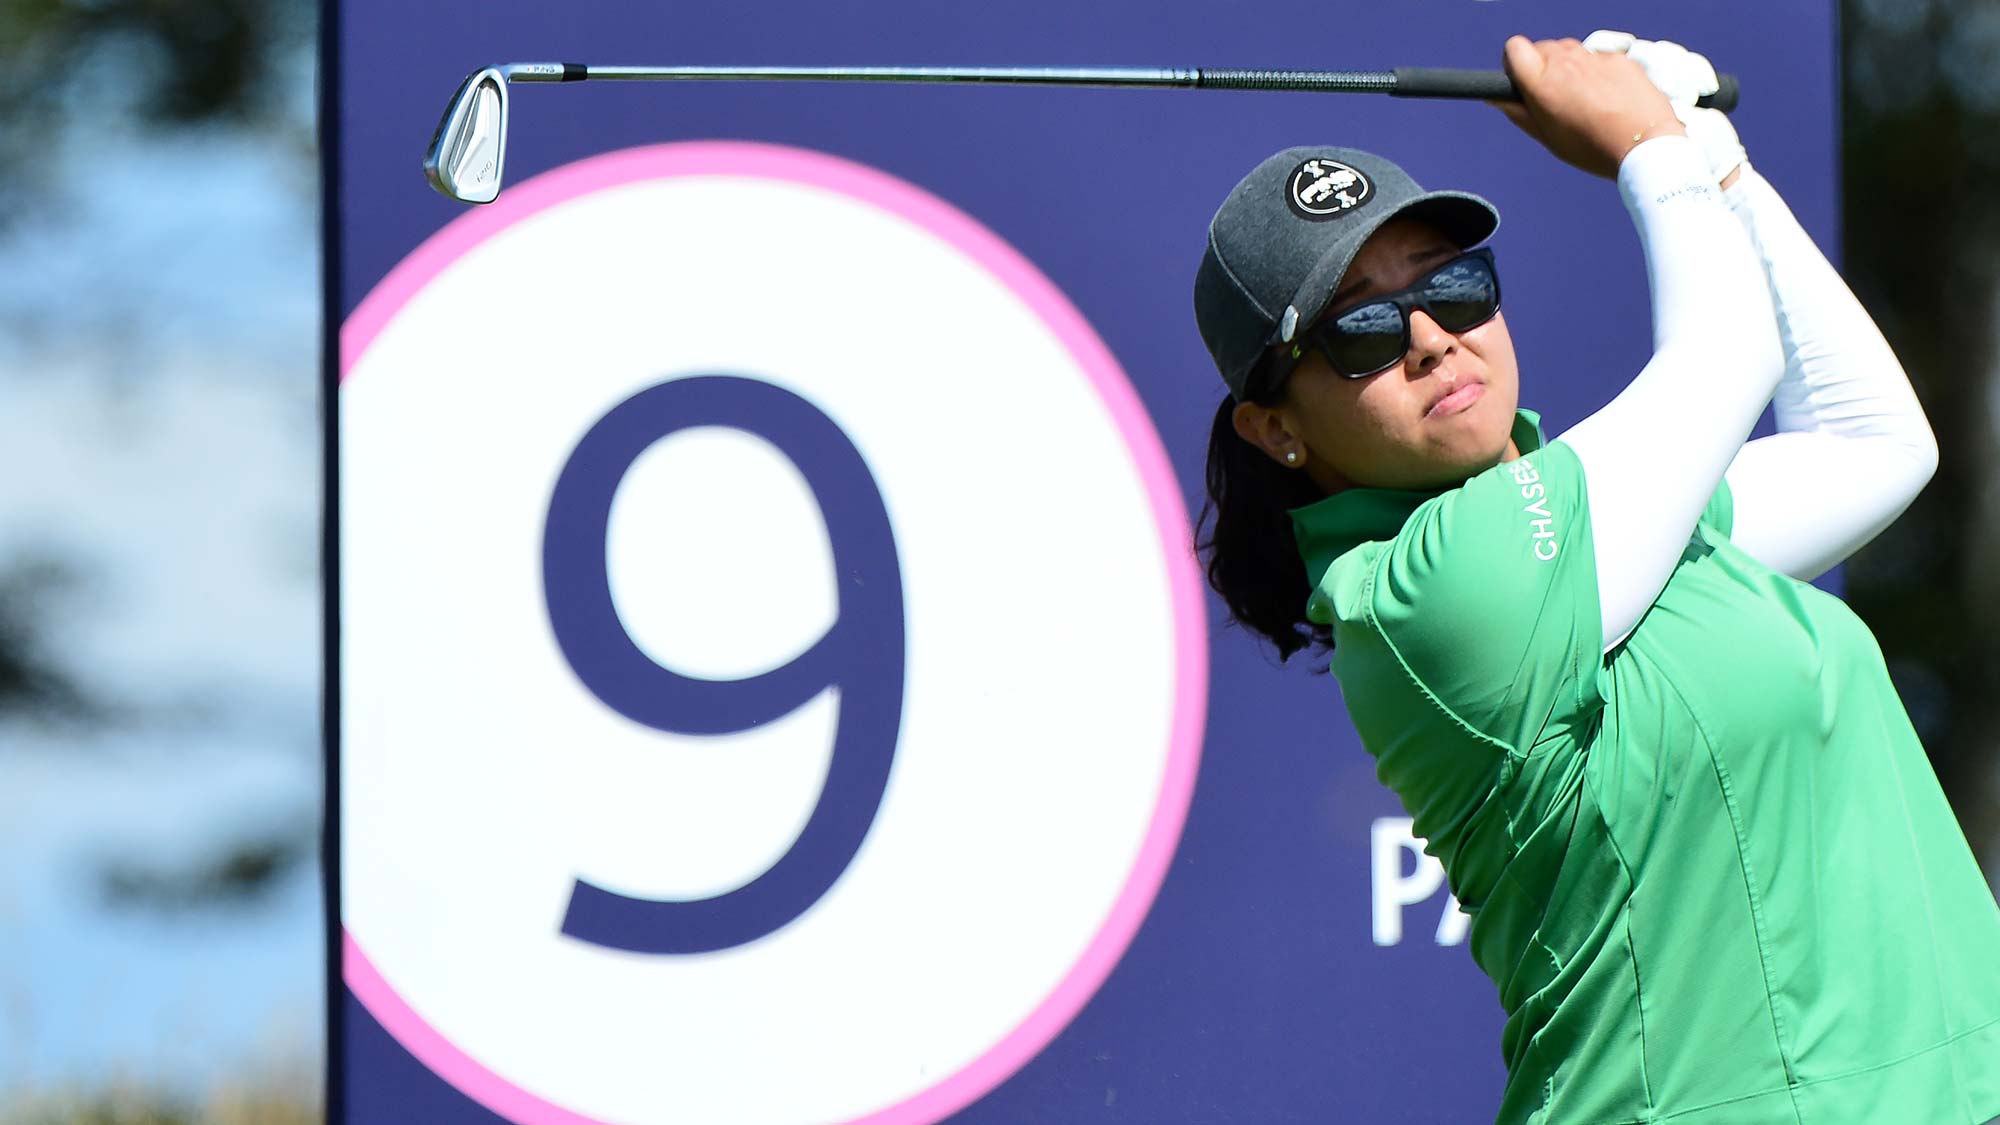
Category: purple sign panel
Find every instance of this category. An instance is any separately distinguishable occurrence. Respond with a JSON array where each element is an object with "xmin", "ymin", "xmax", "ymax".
[{"xmin": 326, "ymin": 2, "xmax": 1836, "ymax": 1121}]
